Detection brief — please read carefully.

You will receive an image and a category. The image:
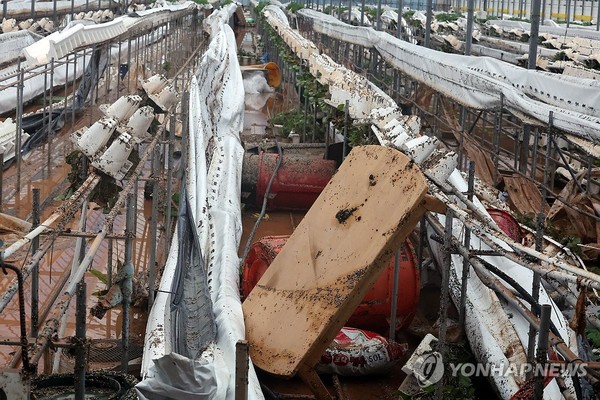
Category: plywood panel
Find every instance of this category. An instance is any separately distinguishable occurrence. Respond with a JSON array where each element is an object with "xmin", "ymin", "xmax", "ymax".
[
  {"xmin": 242, "ymin": 145, "xmax": 428, "ymax": 377},
  {"xmin": 503, "ymin": 174, "xmax": 549, "ymax": 216}
]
